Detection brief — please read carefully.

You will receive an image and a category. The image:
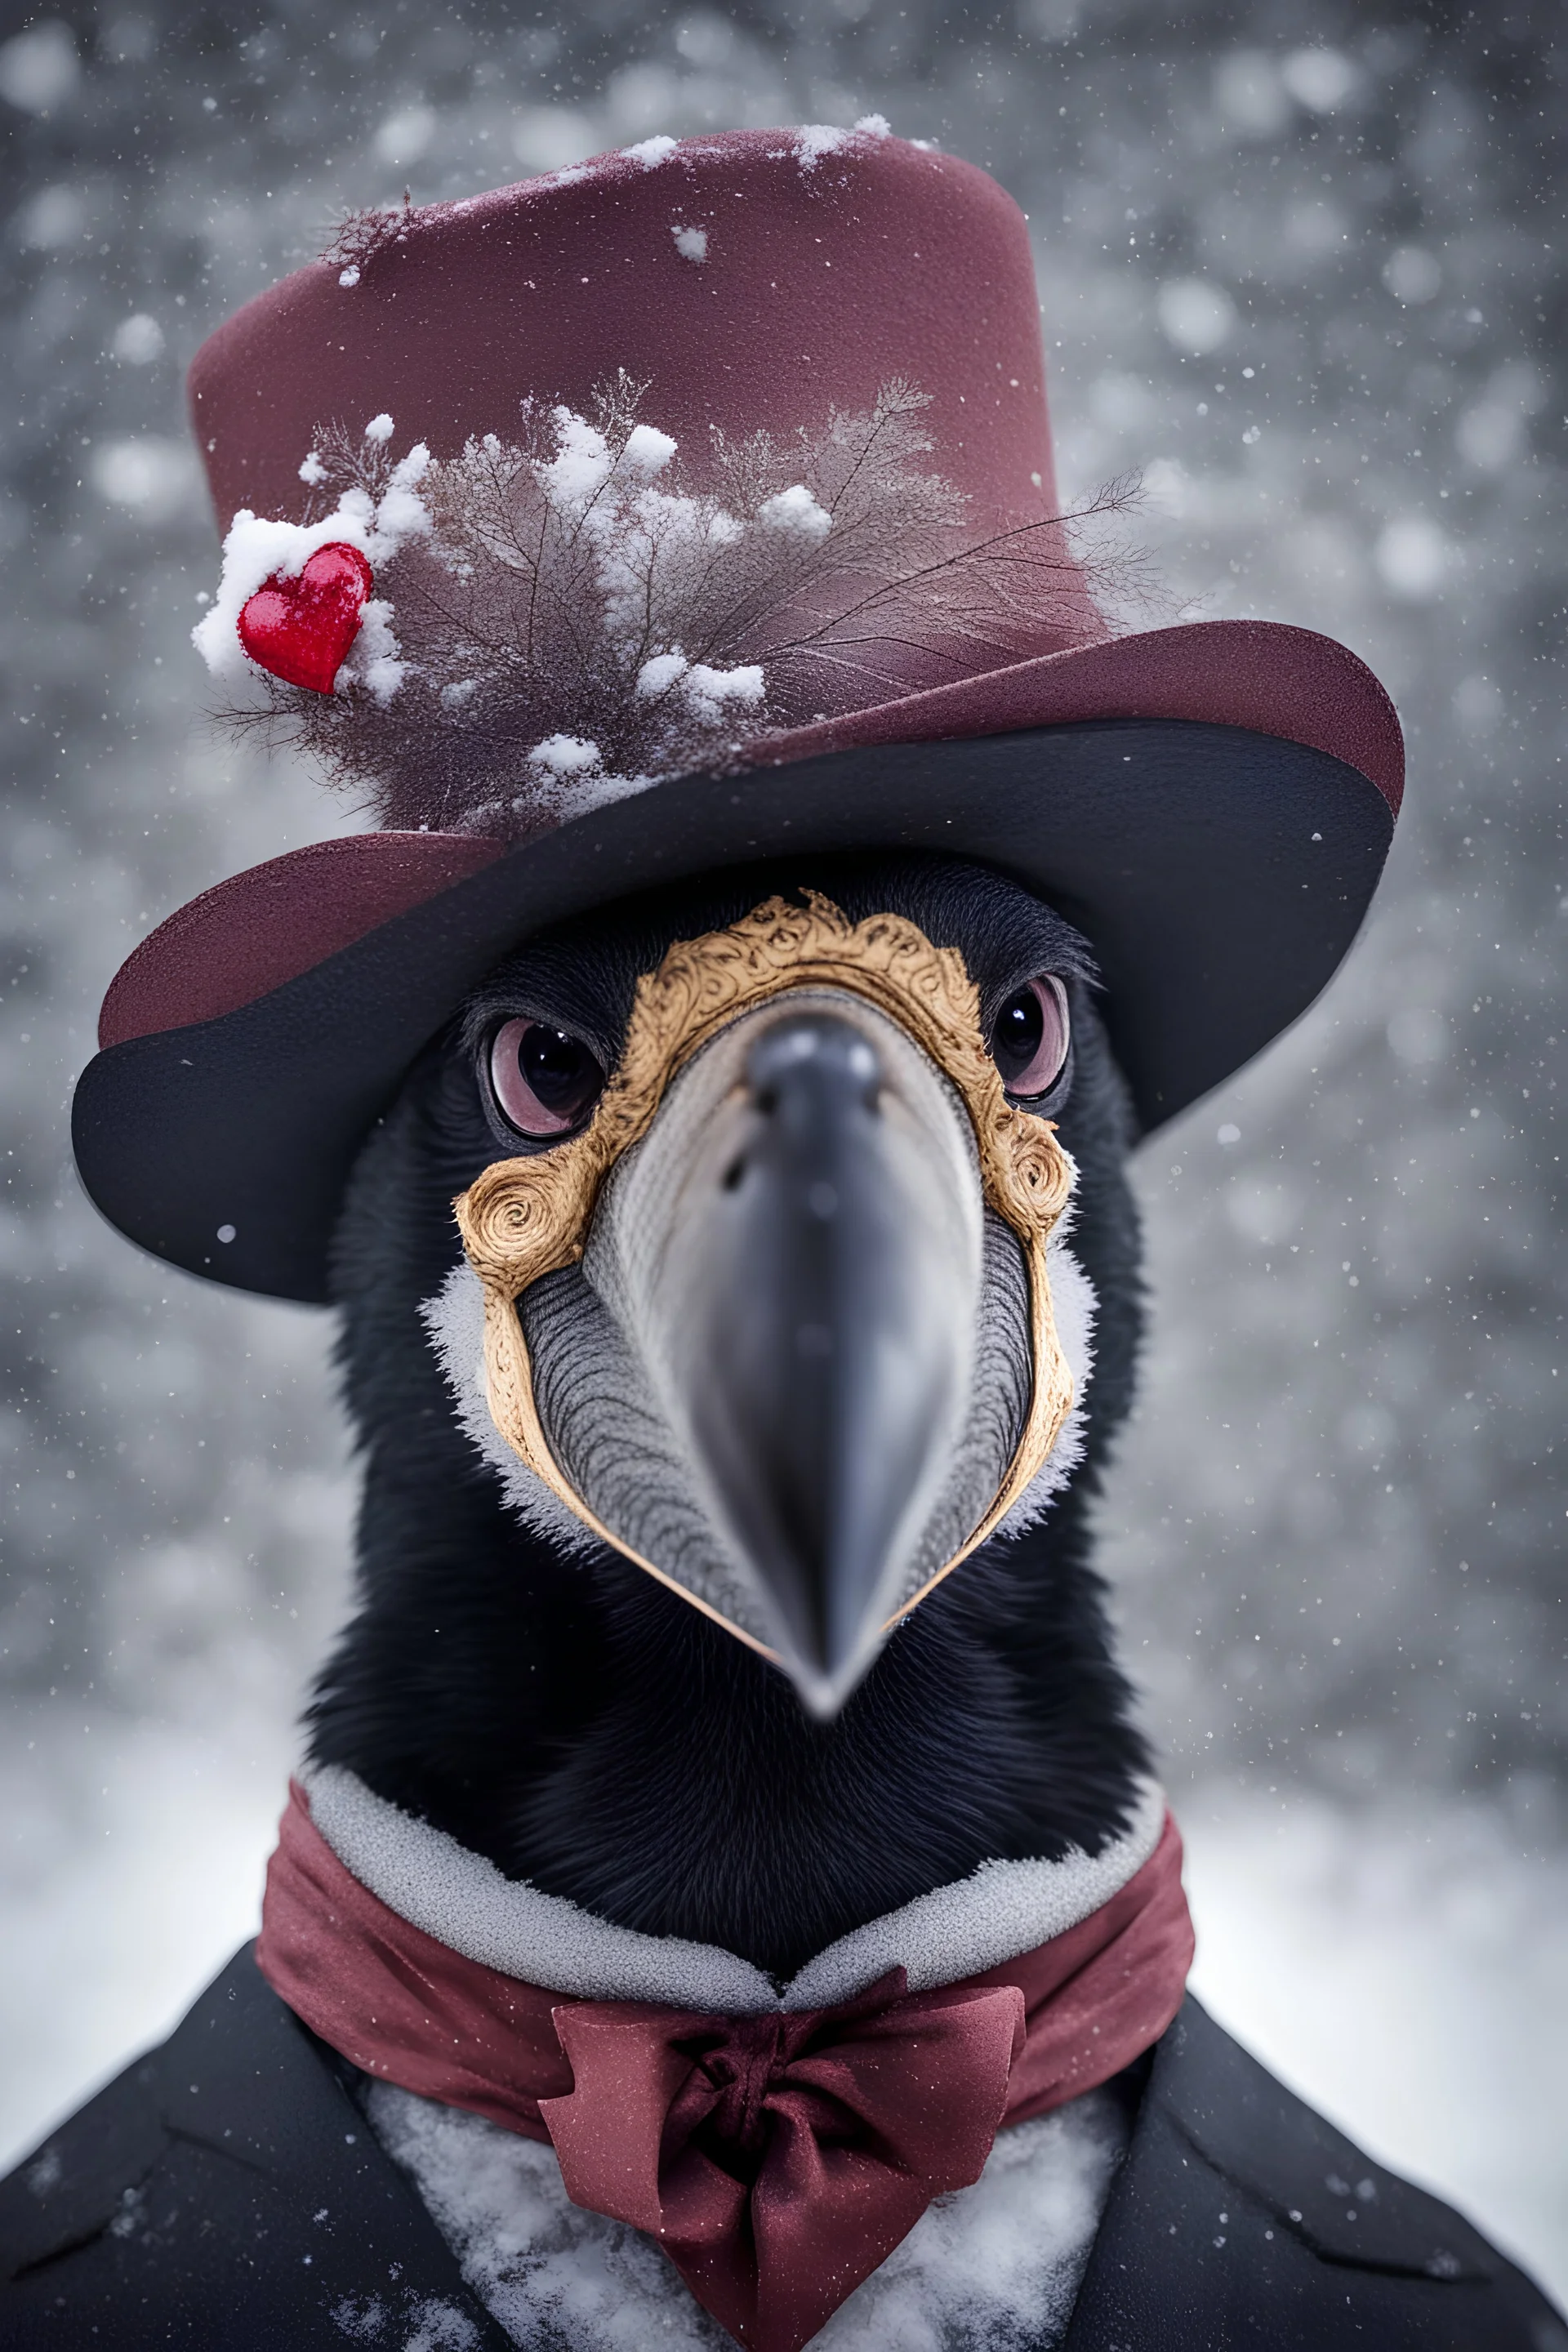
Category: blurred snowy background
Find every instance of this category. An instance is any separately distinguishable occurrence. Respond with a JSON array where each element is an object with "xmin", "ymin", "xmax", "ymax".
[{"xmin": 1, "ymin": 0, "xmax": 1563, "ymax": 2301}]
